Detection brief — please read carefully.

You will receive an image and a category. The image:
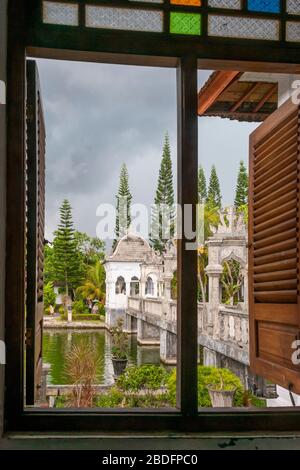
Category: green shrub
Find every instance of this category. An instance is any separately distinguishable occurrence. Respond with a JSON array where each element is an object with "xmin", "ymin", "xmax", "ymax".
[
  {"xmin": 58, "ymin": 312, "xmax": 102, "ymax": 322},
  {"xmin": 72, "ymin": 314, "xmax": 102, "ymax": 321},
  {"xmin": 117, "ymin": 365, "xmax": 169, "ymax": 393},
  {"xmin": 72, "ymin": 299, "xmax": 89, "ymax": 315},
  {"xmin": 58, "ymin": 305, "xmax": 66, "ymax": 316},
  {"xmin": 44, "ymin": 306, "xmax": 51, "ymax": 315},
  {"xmin": 95, "ymin": 388, "xmax": 123, "ymax": 408},
  {"xmin": 98, "ymin": 303, "xmax": 106, "ymax": 317},
  {"xmin": 167, "ymin": 366, "xmax": 244, "ymax": 408},
  {"xmin": 55, "ymin": 396, "xmax": 67, "ymax": 408},
  {"xmin": 94, "ymin": 389, "xmax": 169, "ymax": 408},
  {"xmin": 44, "ymin": 281, "xmax": 56, "ymax": 309},
  {"xmin": 122, "ymin": 393, "xmax": 169, "ymax": 408}
]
